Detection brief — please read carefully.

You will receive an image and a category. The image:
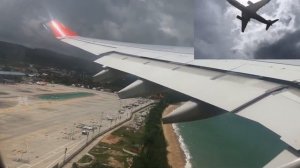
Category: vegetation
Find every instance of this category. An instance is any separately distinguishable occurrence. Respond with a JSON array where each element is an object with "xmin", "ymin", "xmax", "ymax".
[
  {"xmin": 132, "ymin": 100, "xmax": 170, "ymax": 168},
  {"xmin": 79, "ymin": 125, "xmax": 145, "ymax": 168},
  {"xmin": 75, "ymin": 93, "xmax": 188, "ymax": 168},
  {"xmin": 131, "ymin": 93, "xmax": 189, "ymax": 168},
  {"xmin": 78, "ymin": 155, "xmax": 93, "ymax": 163}
]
